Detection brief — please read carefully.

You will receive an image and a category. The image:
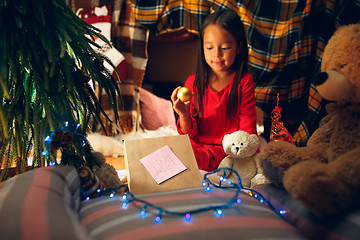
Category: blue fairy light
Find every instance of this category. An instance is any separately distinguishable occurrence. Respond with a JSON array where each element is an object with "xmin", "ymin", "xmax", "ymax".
[
  {"xmin": 65, "ymin": 121, "xmax": 69, "ymax": 128},
  {"xmin": 139, "ymin": 205, "xmax": 147, "ymax": 217},
  {"xmin": 215, "ymin": 209, "xmax": 223, "ymax": 217},
  {"xmin": 206, "ymin": 186, "xmax": 211, "ymax": 192},
  {"xmin": 279, "ymin": 209, "xmax": 286, "ymax": 216},
  {"xmin": 139, "ymin": 209, "xmax": 147, "ymax": 217},
  {"xmin": 236, "ymin": 199, "xmax": 242, "ymax": 204},
  {"xmin": 227, "ymin": 179, "xmax": 233, "ymax": 185},
  {"xmin": 154, "ymin": 214, "xmax": 161, "ymax": 224},
  {"xmin": 122, "ymin": 202, "xmax": 128, "ymax": 209},
  {"xmin": 202, "ymin": 181, "xmax": 207, "ymax": 187},
  {"xmin": 122, "ymin": 194, "xmax": 127, "ymax": 201}
]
